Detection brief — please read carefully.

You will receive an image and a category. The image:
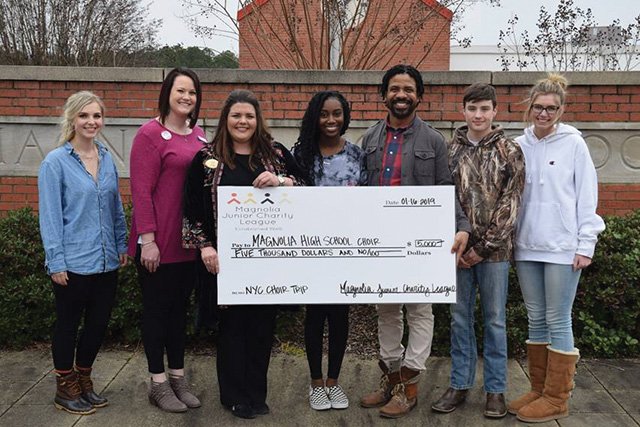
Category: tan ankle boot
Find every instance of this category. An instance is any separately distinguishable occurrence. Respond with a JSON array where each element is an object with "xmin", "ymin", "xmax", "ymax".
[
  {"xmin": 360, "ymin": 360, "xmax": 401, "ymax": 408},
  {"xmin": 508, "ymin": 341, "xmax": 549, "ymax": 415},
  {"xmin": 148, "ymin": 379, "xmax": 188, "ymax": 413},
  {"xmin": 517, "ymin": 347, "xmax": 580, "ymax": 423},
  {"xmin": 169, "ymin": 375, "xmax": 201, "ymax": 408},
  {"xmin": 379, "ymin": 366, "xmax": 419, "ymax": 418}
]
